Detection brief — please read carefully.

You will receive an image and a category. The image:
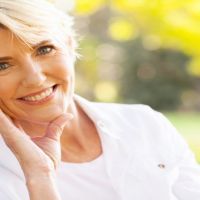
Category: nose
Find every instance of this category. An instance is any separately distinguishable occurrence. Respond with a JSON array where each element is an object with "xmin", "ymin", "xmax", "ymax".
[{"xmin": 21, "ymin": 58, "xmax": 46, "ymax": 88}]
